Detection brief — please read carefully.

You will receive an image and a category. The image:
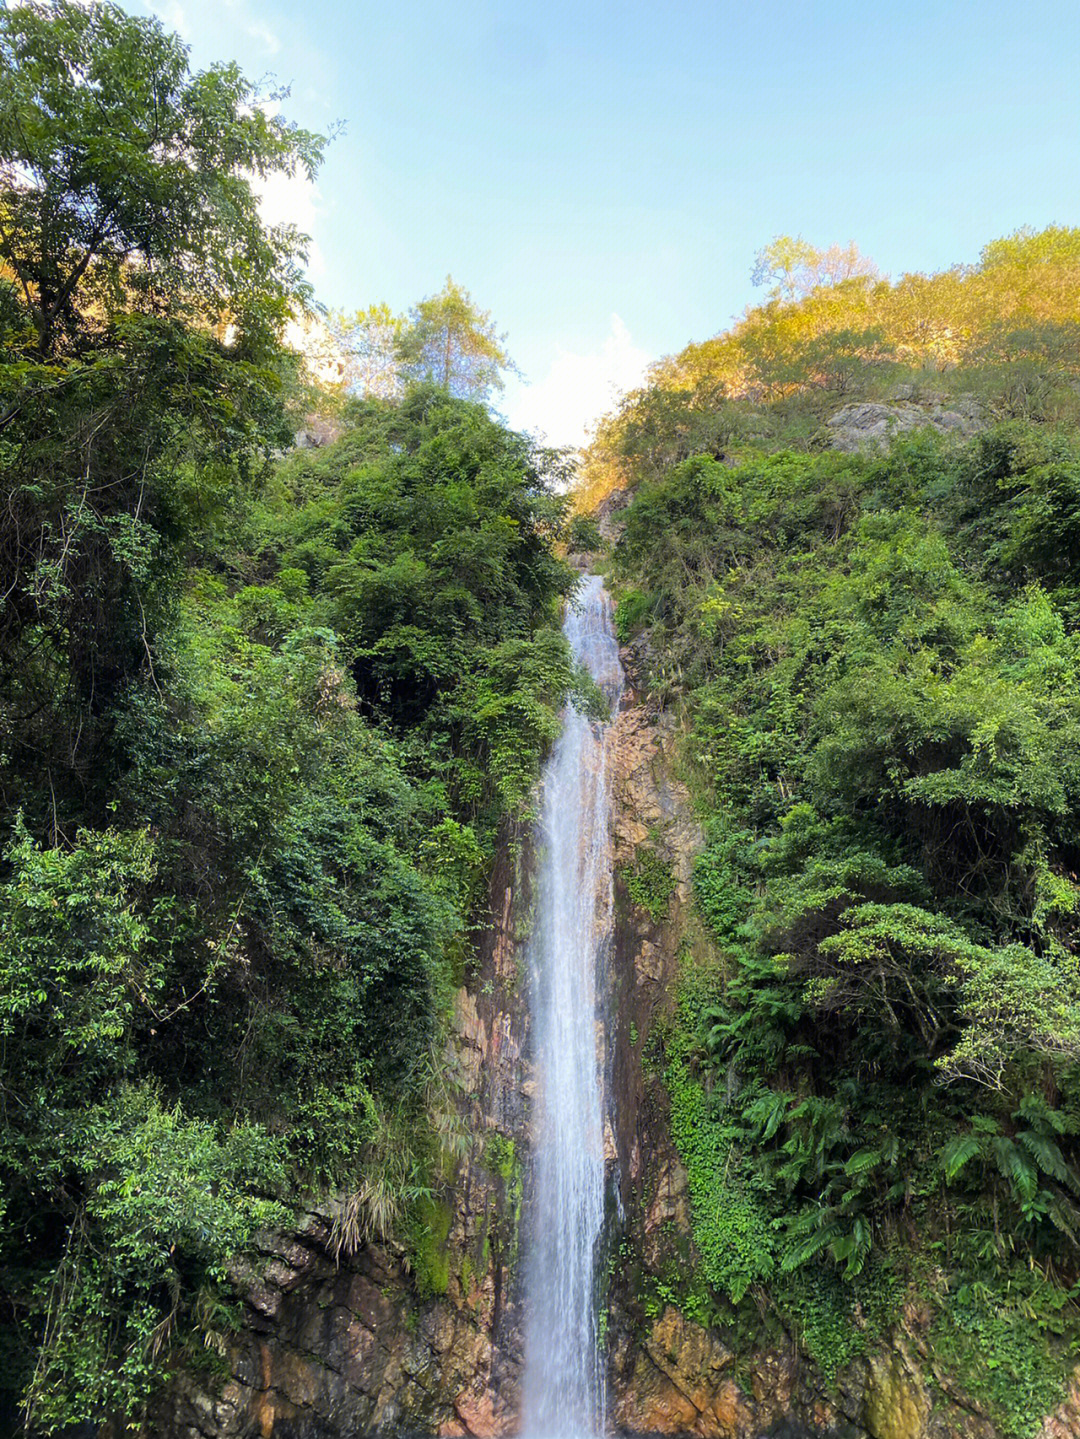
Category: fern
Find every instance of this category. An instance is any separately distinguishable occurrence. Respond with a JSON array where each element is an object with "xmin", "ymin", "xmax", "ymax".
[
  {"xmin": 843, "ymin": 1147, "xmax": 882, "ymax": 1177},
  {"xmin": 781, "ymin": 1218, "xmax": 843, "ymax": 1271},
  {"xmin": 829, "ymin": 1216, "xmax": 872, "ymax": 1278},
  {"xmin": 1016, "ymin": 1129, "xmax": 1078, "ymax": 1192},
  {"xmin": 992, "ymin": 1136, "xmax": 1038, "ymax": 1202},
  {"xmin": 940, "ymin": 1133, "xmax": 982, "ymax": 1182},
  {"xmin": 1015, "ymin": 1093, "xmax": 1072, "ymax": 1136},
  {"xmin": 744, "ymin": 1088, "xmax": 792, "ymax": 1142},
  {"xmin": 1043, "ymin": 1191, "xmax": 1080, "ymax": 1247}
]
